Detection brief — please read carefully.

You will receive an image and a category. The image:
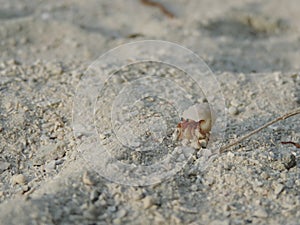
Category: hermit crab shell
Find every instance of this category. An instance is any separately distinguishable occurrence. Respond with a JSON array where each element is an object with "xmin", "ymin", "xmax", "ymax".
[{"xmin": 181, "ymin": 103, "xmax": 216, "ymax": 133}]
